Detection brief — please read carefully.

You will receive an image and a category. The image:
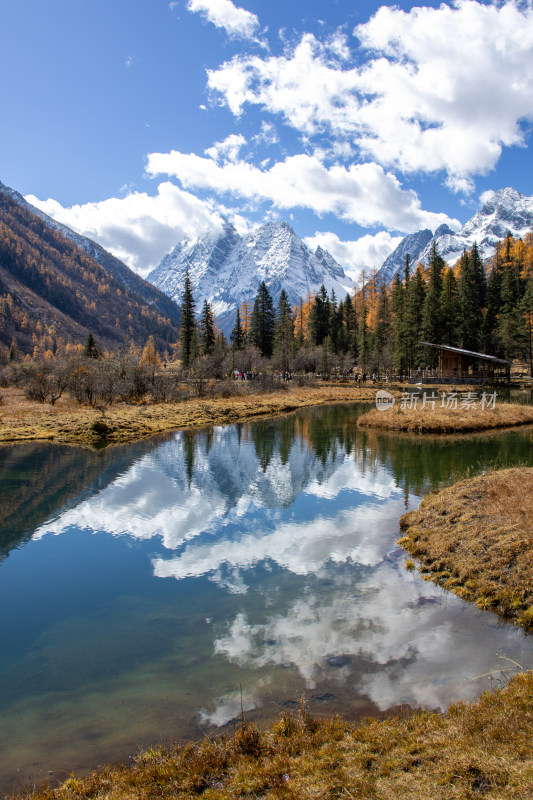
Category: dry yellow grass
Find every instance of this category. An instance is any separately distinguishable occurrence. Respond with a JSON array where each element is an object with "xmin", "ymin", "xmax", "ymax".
[
  {"xmin": 358, "ymin": 401, "xmax": 533, "ymax": 433},
  {"xmin": 16, "ymin": 672, "xmax": 533, "ymax": 800},
  {"xmin": 399, "ymin": 467, "xmax": 533, "ymax": 629},
  {"xmin": 0, "ymin": 384, "xmax": 377, "ymax": 446}
]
